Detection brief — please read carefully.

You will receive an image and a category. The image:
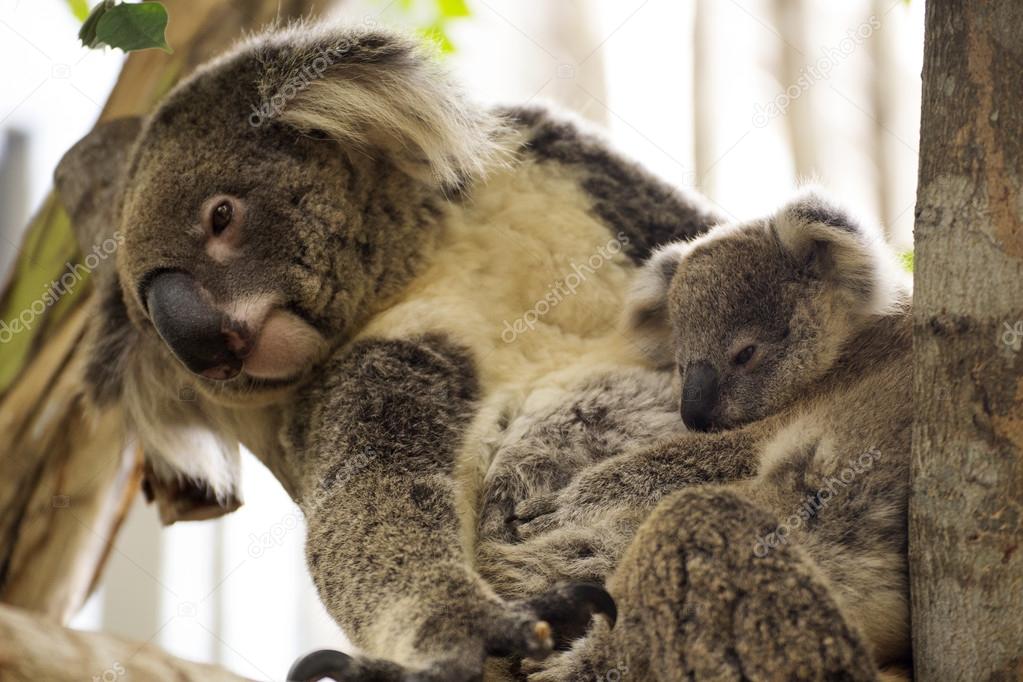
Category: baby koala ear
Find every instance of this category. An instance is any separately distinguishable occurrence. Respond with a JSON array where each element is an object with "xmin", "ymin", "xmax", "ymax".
[
  {"xmin": 623, "ymin": 242, "xmax": 690, "ymax": 367},
  {"xmin": 773, "ymin": 187, "xmax": 886, "ymax": 309}
]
